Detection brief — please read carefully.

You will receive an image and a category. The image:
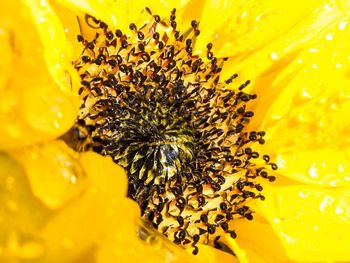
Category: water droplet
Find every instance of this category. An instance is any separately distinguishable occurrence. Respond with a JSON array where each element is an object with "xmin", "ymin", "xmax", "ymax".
[
  {"xmin": 335, "ymin": 63, "xmax": 342, "ymax": 69},
  {"xmin": 323, "ymin": 3, "xmax": 331, "ymax": 10},
  {"xmin": 309, "ymin": 48, "xmax": 319, "ymax": 53},
  {"xmin": 270, "ymin": 52, "xmax": 279, "ymax": 61},
  {"xmin": 338, "ymin": 21, "xmax": 347, "ymax": 30},
  {"xmin": 240, "ymin": 11, "xmax": 247, "ymax": 20},
  {"xmin": 298, "ymin": 190, "xmax": 310, "ymax": 198},
  {"xmin": 309, "ymin": 162, "xmax": 319, "ymax": 178},
  {"xmin": 335, "ymin": 205, "xmax": 344, "ymax": 215},
  {"xmin": 325, "ymin": 33, "xmax": 333, "ymax": 41},
  {"xmin": 319, "ymin": 195, "xmax": 335, "ymax": 212}
]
